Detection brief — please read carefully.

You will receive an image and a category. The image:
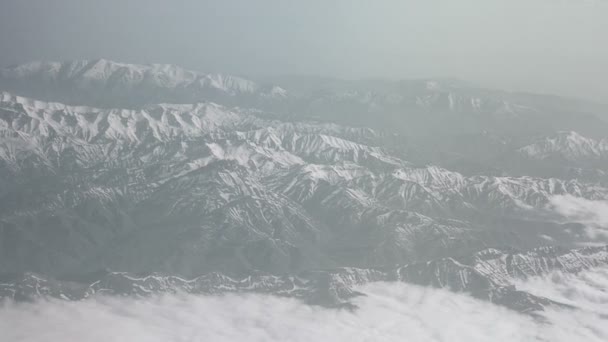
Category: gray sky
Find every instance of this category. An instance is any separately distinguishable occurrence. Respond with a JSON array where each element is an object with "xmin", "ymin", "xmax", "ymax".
[{"xmin": 1, "ymin": 0, "xmax": 607, "ymax": 101}]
